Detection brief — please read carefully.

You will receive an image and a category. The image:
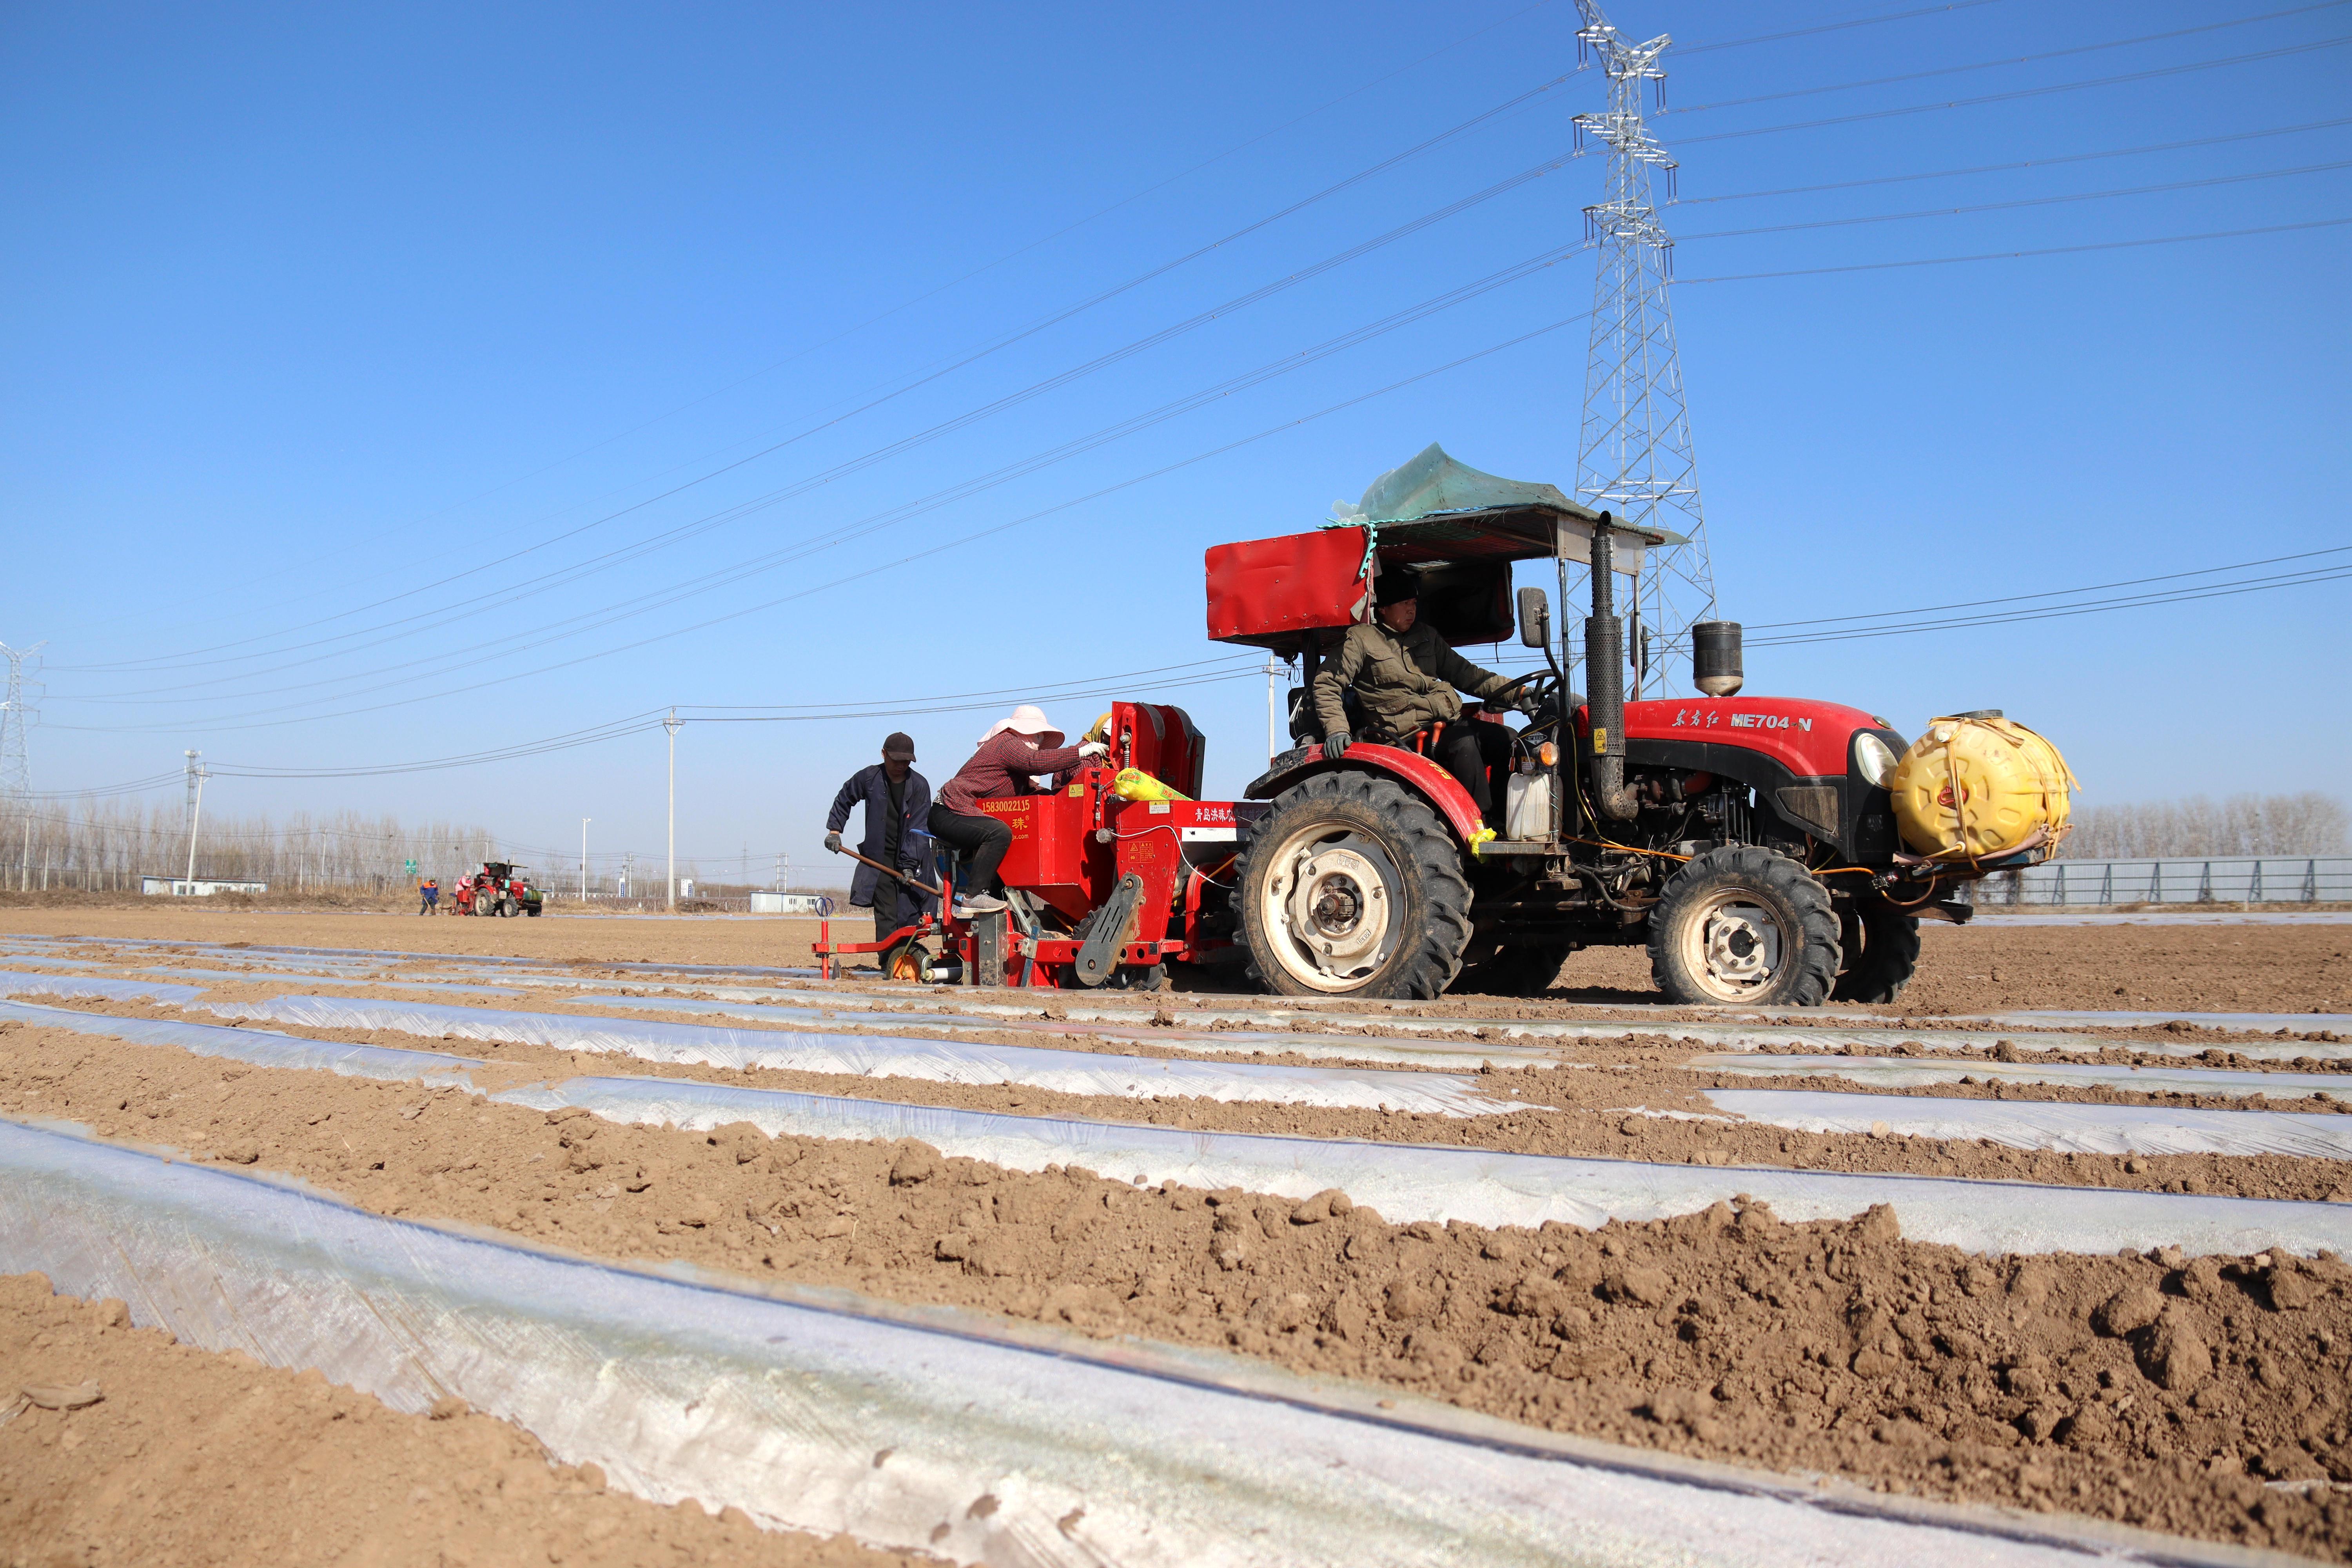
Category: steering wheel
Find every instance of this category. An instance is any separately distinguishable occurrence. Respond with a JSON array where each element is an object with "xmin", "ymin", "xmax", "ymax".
[{"xmin": 1481, "ymin": 670, "xmax": 1559, "ymax": 713}]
